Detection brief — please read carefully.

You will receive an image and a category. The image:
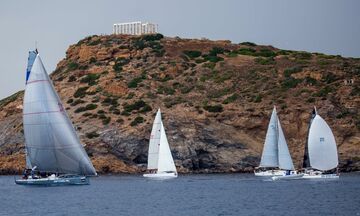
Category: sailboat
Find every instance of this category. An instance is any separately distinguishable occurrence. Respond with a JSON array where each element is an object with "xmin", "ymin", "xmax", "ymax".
[
  {"xmin": 255, "ymin": 106, "xmax": 301, "ymax": 178},
  {"xmin": 15, "ymin": 50, "xmax": 97, "ymax": 186},
  {"xmin": 302, "ymin": 107, "xmax": 339, "ymax": 179},
  {"xmin": 143, "ymin": 109, "xmax": 177, "ymax": 179}
]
